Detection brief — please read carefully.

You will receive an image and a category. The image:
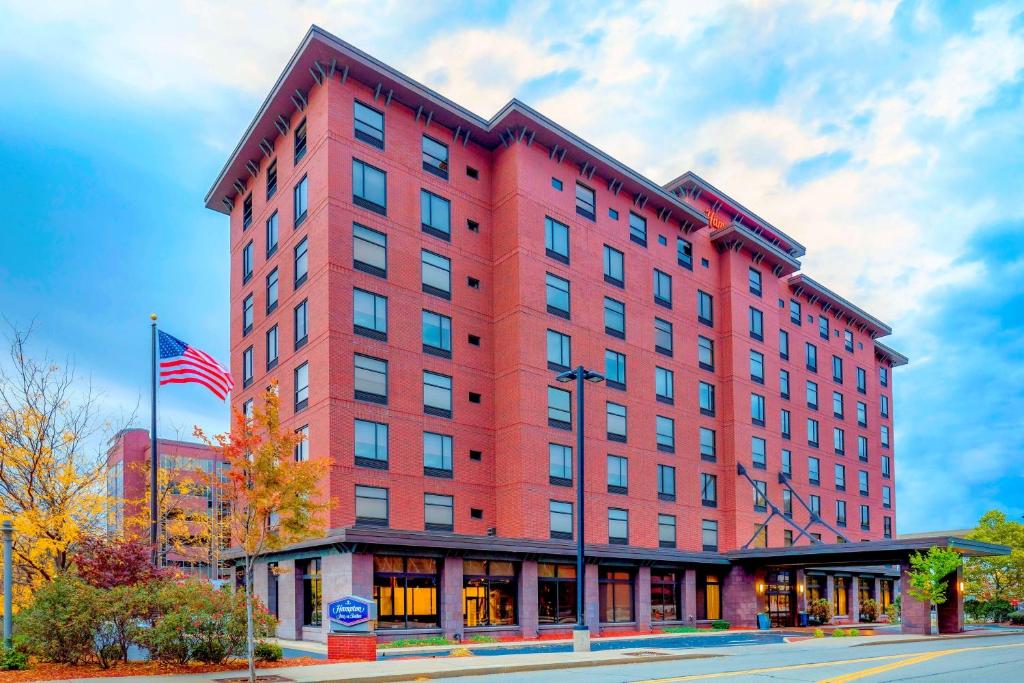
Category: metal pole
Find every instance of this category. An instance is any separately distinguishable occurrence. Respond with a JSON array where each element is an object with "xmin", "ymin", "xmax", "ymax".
[
  {"xmin": 3, "ymin": 520, "xmax": 13, "ymax": 649},
  {"xmin": 150, "ymin": 315, "xmax": 159, "ymax": 565},
  {"xmin": 575, "ymin": 366, "xmax": 586, "ymax": 635}
]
